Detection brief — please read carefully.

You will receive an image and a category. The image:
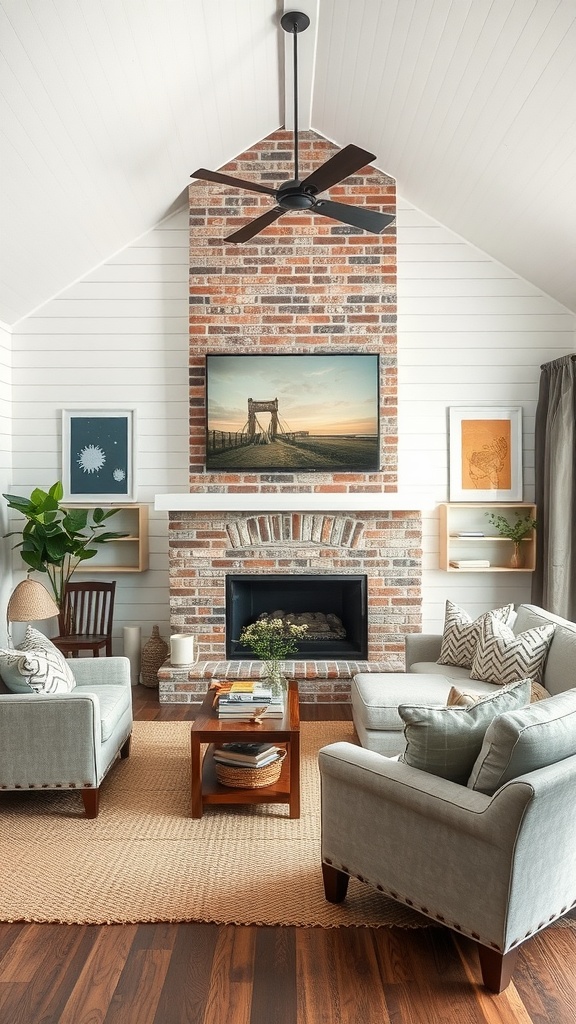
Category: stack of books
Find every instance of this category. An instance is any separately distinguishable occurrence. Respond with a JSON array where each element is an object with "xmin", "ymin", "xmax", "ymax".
[
  {"xmin": 213, "ymin": 742, "xmax": 282, "ymax": 768},
  {"xmin": 215, "ymin": 681, "xmax": 285, "ymax": 719}
]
